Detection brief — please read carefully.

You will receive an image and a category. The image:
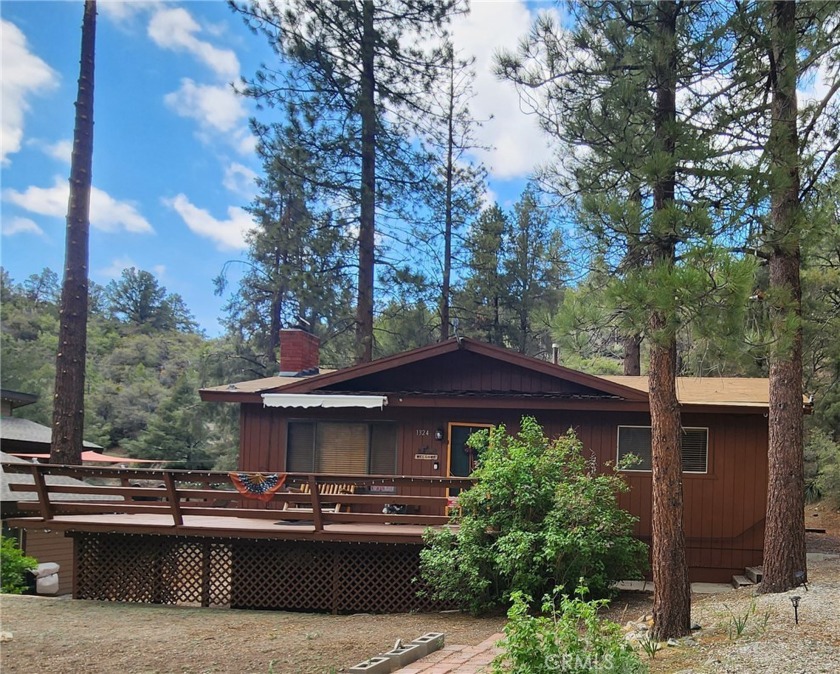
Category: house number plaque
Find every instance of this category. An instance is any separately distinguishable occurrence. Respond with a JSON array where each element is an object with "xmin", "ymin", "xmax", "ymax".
[{"xmin": 414, "ymin": 453, "xmax": 438, "ymax": 460}]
